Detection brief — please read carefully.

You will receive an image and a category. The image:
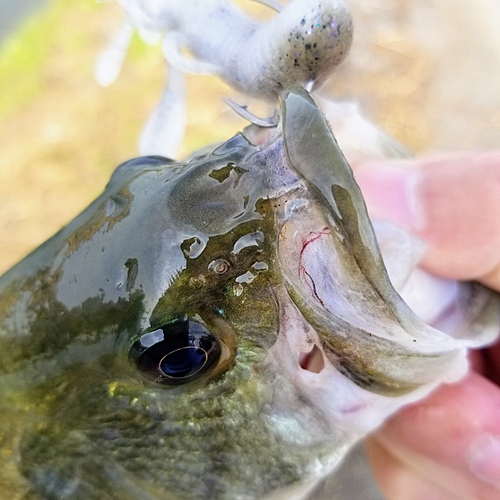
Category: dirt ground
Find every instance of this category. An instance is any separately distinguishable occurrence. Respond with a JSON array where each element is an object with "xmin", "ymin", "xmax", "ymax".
[{"xmin": 0, "ymin": 0, "xmax": 246, "ymax": 274}]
